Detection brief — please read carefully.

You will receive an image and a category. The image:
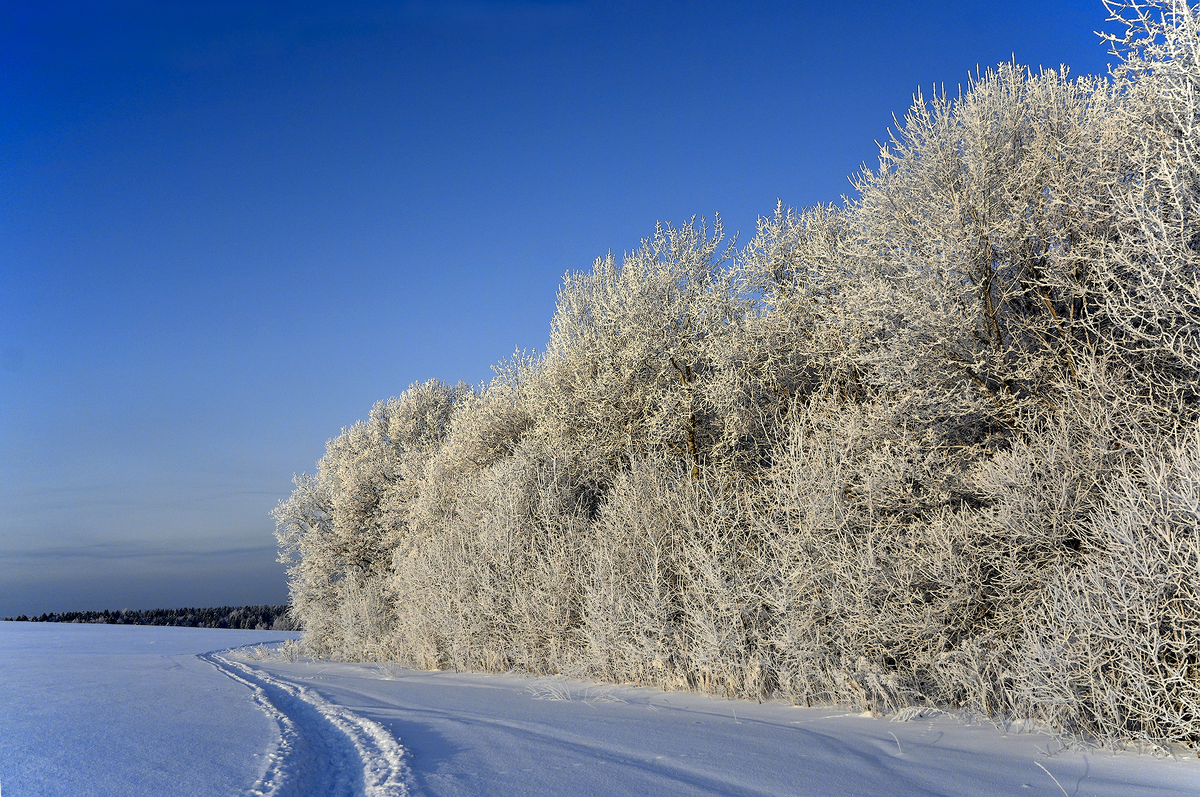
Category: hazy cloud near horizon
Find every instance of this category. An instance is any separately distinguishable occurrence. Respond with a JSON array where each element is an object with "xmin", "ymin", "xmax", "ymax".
[{"xmin": 1, "ymin": 544, "xmax": 287, "ymax": 616}]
